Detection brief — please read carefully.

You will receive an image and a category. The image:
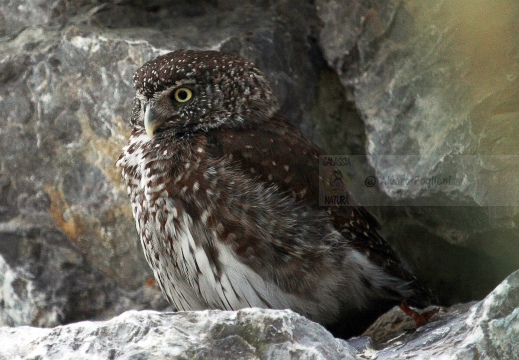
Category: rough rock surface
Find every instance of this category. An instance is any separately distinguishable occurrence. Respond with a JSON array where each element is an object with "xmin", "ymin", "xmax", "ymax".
[
  {"xmin": 0, "ymin": 238, "xmax": 170, "ymax": 327},
  {"xmin": 359, "ymin": 270, "xmax": 519, "ymax": 359},
  {"xmin": 0, "ymin": 309, "xmax": 357, "ymax": 360},
  {"xmin": 1, "ymin": 270, "xmax": 518, "ymax": 359},
  {"xmin": 317, "ymin": 0, "xmax": 519, "ymax": 303}
]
